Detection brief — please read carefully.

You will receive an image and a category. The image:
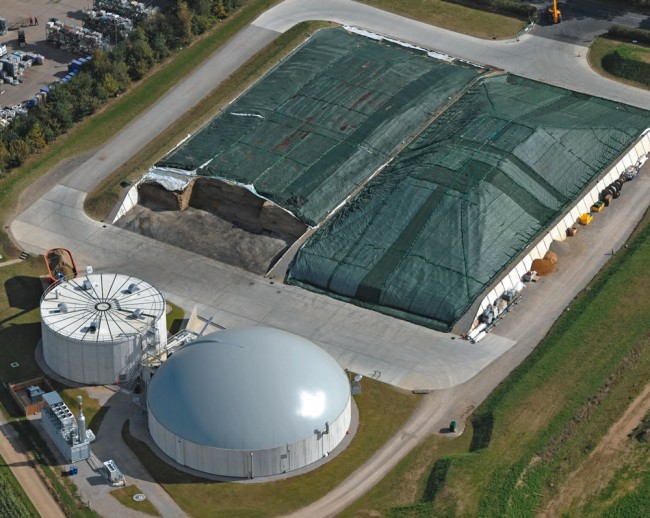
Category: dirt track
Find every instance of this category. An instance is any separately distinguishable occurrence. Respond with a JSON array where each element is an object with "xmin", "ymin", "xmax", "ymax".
[
  {"xmin": 0, "ymin": 417, "xmax": 66, "ymax": 518},
  {"xmin": 540, "ymin": 380, "xmax": 650, "ymax": 516}
]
